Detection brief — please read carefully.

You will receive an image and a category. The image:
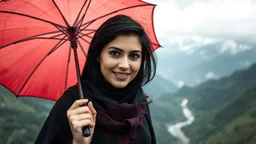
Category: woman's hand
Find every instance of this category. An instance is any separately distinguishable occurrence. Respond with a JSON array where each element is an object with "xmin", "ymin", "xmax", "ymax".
[{"xmin": 67, "ymin": 99, "xmax": 97, "ymax": 144}]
